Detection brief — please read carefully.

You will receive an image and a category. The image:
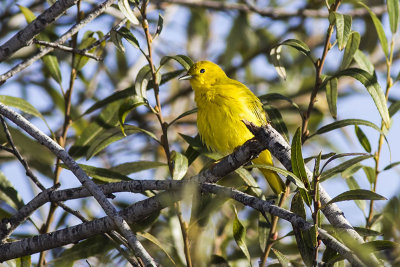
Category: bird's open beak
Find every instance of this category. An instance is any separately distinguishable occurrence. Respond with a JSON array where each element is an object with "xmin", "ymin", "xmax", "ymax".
[{"xmin": 178, "ymin": 74, "xmax": 192, "ymax": 80}]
